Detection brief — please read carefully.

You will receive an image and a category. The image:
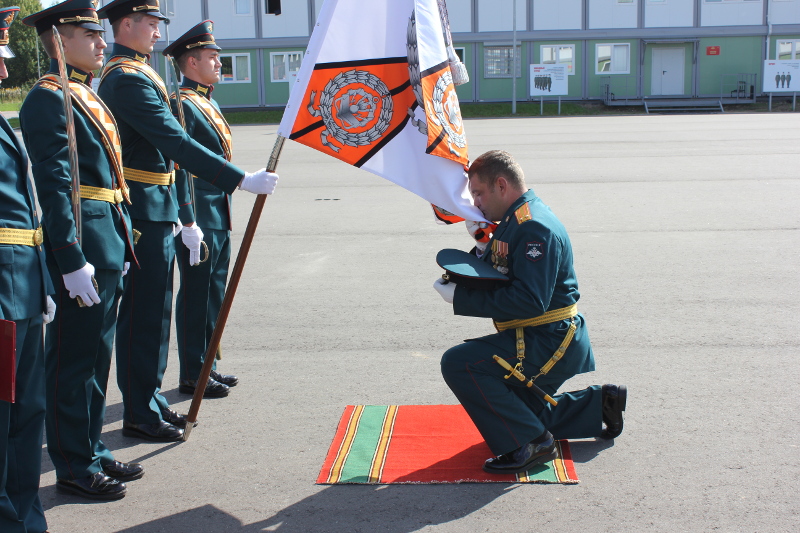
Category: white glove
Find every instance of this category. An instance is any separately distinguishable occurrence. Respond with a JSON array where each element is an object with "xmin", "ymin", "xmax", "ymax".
[
  {"xmin": 63, "ymin": 263, "xmax": 101, "ymax": 306},
  {"xmin": 122, "ymin": 262, "xmax": 130, "ymax": 277},
  {"xmin": 433, "ymin": 278, "xmax": 456, "ymax": 304},
  {"xmin": 466, "ymin": 221, "xmax": 490, "ymax": 255},
  {"xmin": 42, "ymin": 295, "xmax": 56, "ymax": 324},
  {"xmin": 239, "ymin": 169, "xmax": 278, "ymax": 195},
  {"xmin": 181, "ymin": 224, "xmax": 204, "ymax": 266}
]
